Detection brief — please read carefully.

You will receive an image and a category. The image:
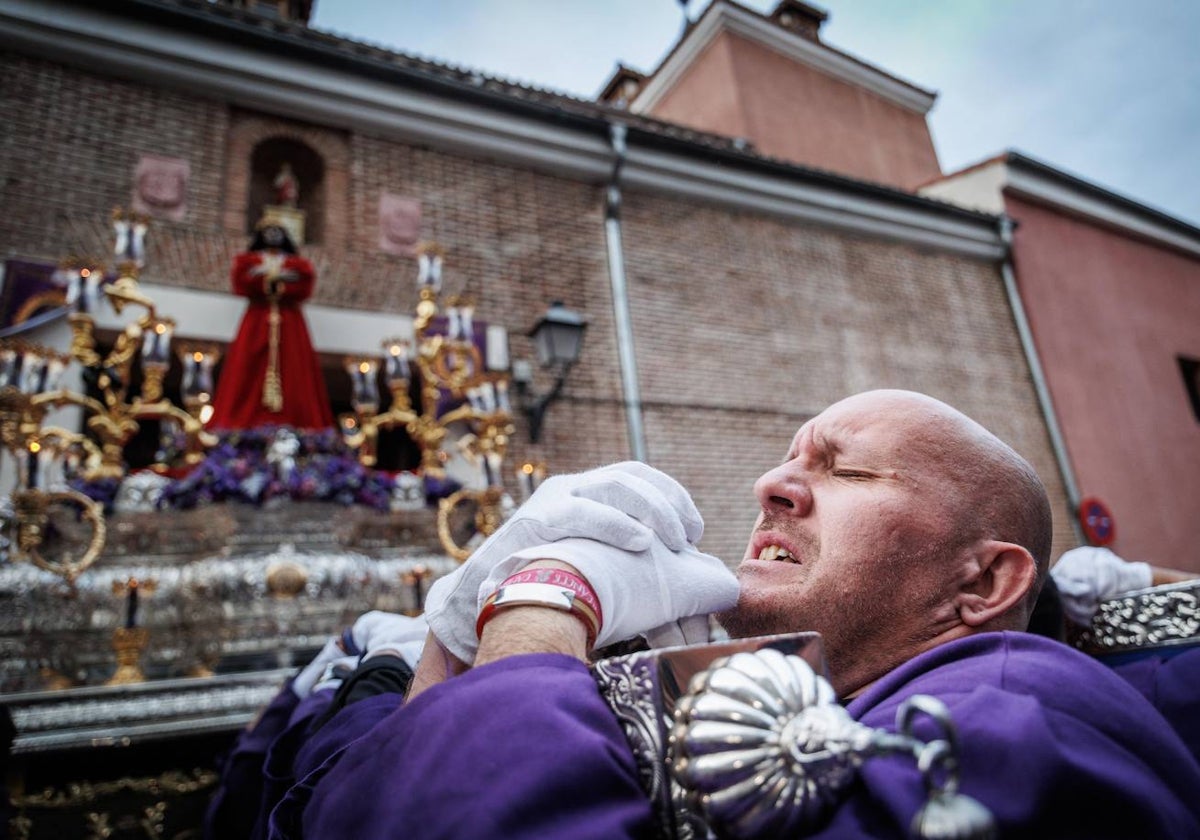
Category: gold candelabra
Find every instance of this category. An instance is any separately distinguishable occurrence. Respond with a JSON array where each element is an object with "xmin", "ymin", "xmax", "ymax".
[
  {"xmin": 343, "ymin": 243, "xmax": 517, "ymax": 560},
  {"xmin": 106, "ymin": 576, "xmax": 157, "ymax": 685},
  {"xmin": 0, "ymin": 209, "xmax": 216, "ymax": 584},
  {"xmin": 0, "ymin": 342, "xmax": 107, "ymax": 583},
  {"xmin": 60, "ymin": 214, "xmax": 216, "ymax": 476}
]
